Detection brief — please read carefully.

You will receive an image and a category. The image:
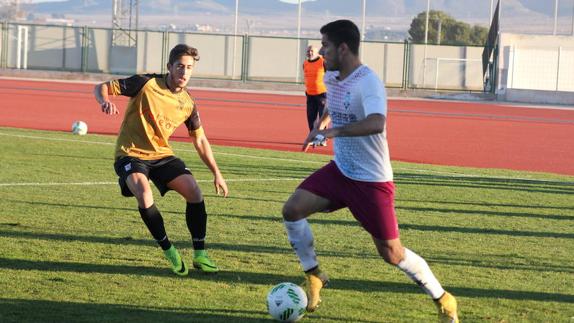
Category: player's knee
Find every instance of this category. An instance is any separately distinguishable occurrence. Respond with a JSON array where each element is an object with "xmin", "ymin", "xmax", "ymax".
[
  {"xmin": 183, "ymin": 187, "xmax": 203, "ymax": 203},
  {"xmin": 135, "ymin": 193, "xmax": 154, "ymax": 209},
  {"xmin": 282, "ymin": 201, "xmax": 302, "ymax": 221},
  {"xmin": 379, "ymin": 246, "xmax": 403, "ymax": 265}
]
